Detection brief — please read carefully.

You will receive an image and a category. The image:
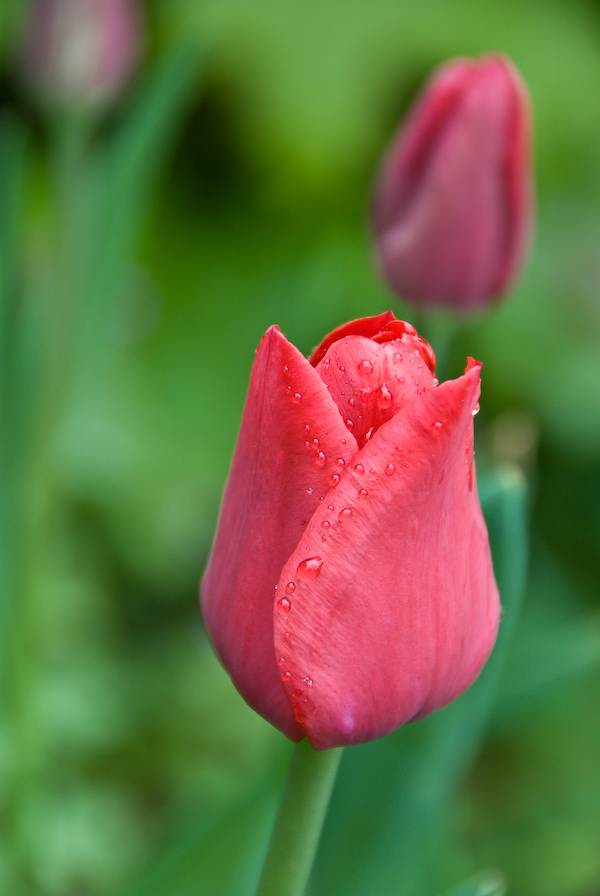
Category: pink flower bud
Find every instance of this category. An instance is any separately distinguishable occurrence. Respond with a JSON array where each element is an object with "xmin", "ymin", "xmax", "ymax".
[
  {"xmin": 22, "ymin": 0, "xmax": 142, "ymax": 107},
  {"xmin": 373, "ymin": 55, "xmax": 533, "ymax": 310},
  {"xmin": 201, "ymin": 313, "xmax": 500, "ymax": 749}
]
